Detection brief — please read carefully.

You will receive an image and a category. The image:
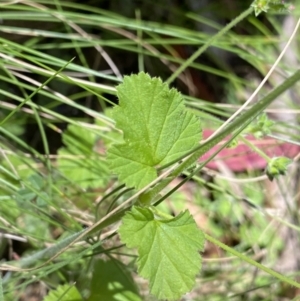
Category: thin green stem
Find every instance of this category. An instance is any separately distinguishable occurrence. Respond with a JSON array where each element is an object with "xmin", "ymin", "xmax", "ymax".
[
  {"xmin": 150, "ymin": 206, "xmax": 174, "ymax": 220},
  {"xmin": 136, "ymin": 9, "xmax": 144, "ymax": 72},
  {"xmin": 166, "ymin": 6, "xmax": 254, "ymax": 84},
  {"xmin": 151, "ymin": 69, "xmax": 300, "ymax": 204},
  {"xmin": 0, "ymin": 273, "xmax": 3, "ymax": 301},
  {"xmin": 0, "ymin": 58, "xmax": 74, "ymax": 126},
  {"xmin": 95, "ymin": 184, "xmax": 126, "ymax": 220},
  {"xmin": 165, "ymin": 69, "xmax": 300, "ymax": 170},
  {"xmin": 240, "ymin": 135, "xmax": 271, "ymax": 162},
  {"xmin": 205, "ymin": 233, "xmax": 300, "ymax": 288}
]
